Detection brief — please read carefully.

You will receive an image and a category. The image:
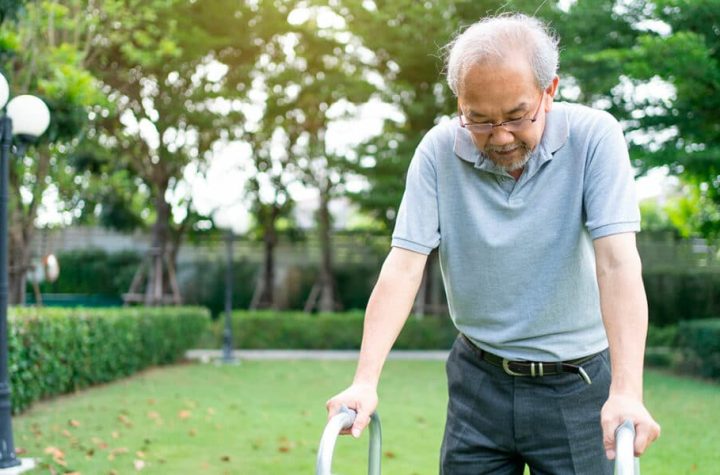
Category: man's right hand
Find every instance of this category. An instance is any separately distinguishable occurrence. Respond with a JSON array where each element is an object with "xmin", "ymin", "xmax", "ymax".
[{"xmin": 325, "ymin": 383, "xmax": 378, "ymax": 438}]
